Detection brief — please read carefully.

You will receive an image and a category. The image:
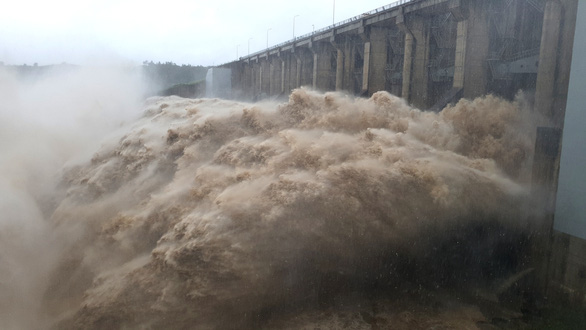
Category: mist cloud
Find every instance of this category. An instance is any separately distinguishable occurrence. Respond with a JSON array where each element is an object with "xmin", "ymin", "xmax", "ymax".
[{"xmin": 0, "ymin": 66, "xmax": 146, "ymax": 329}]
